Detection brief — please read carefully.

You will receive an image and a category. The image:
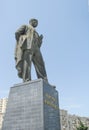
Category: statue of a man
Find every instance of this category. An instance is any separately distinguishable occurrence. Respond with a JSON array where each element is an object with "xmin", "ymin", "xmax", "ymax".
[{"xmin": 15, "ymin": 19, "xmax": 48, "ymax": 82}]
